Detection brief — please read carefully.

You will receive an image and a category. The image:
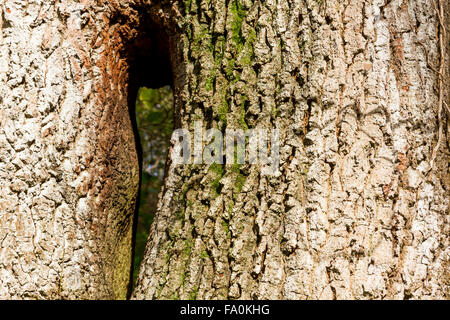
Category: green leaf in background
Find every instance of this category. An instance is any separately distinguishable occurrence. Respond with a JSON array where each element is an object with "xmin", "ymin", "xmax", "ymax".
[{"xmin": 133, "ymin": 86, "xmax": 173, "ymax": 287}]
